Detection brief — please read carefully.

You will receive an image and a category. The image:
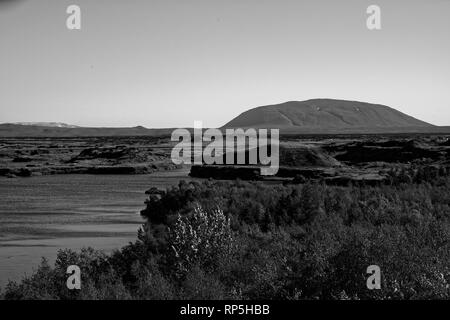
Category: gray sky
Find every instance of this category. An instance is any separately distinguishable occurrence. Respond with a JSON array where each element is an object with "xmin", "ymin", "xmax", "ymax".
[{"xmin": 1, "ymin": 0, "xmax": 450, "ymax": 127}]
